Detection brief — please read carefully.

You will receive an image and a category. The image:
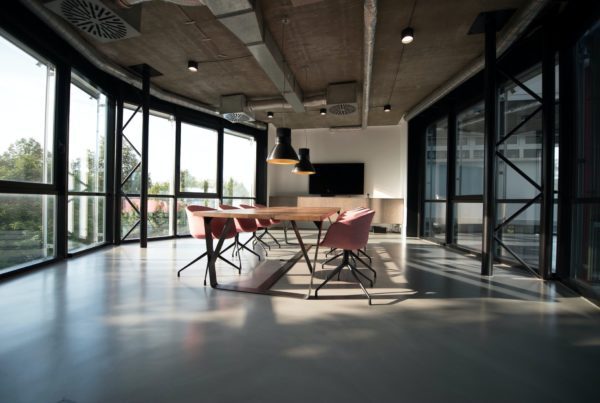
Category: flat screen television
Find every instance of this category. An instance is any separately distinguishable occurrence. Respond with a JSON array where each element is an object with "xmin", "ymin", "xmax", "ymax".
[{"xmin": 309, "ymin": 163, "xmax": 364, "ymax": 196}]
